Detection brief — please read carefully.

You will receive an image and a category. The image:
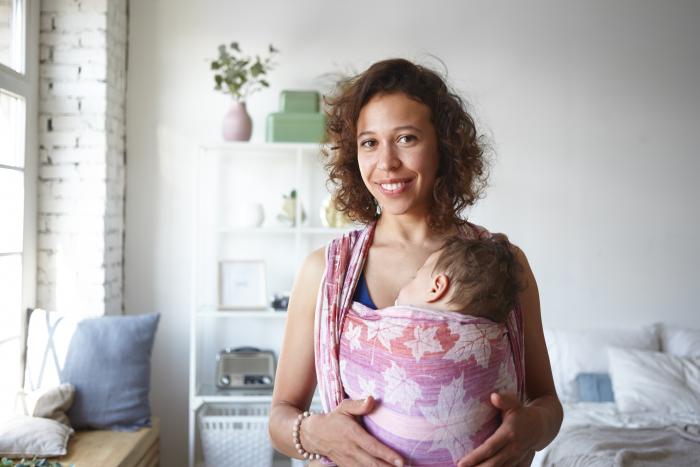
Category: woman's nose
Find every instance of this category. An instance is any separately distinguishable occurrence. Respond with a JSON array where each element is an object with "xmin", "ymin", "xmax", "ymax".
[{"xmin": 376, "ymin": 143, "xmax": 400, "ymax": 172}]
